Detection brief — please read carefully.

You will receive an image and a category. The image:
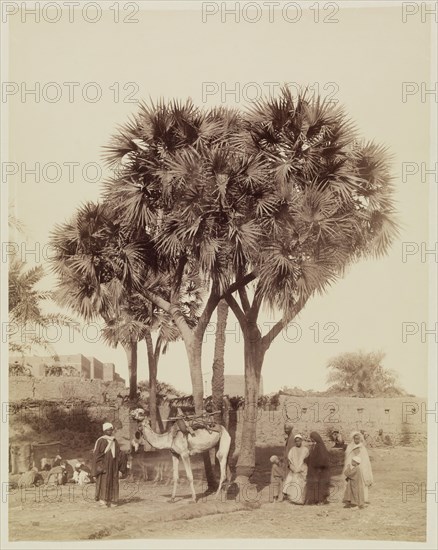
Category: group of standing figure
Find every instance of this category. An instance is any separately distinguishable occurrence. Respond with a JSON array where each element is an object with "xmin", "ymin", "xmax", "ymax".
[{"xmin": 271, "ymin": 424, "xmax": 373, "ymax": 508}]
